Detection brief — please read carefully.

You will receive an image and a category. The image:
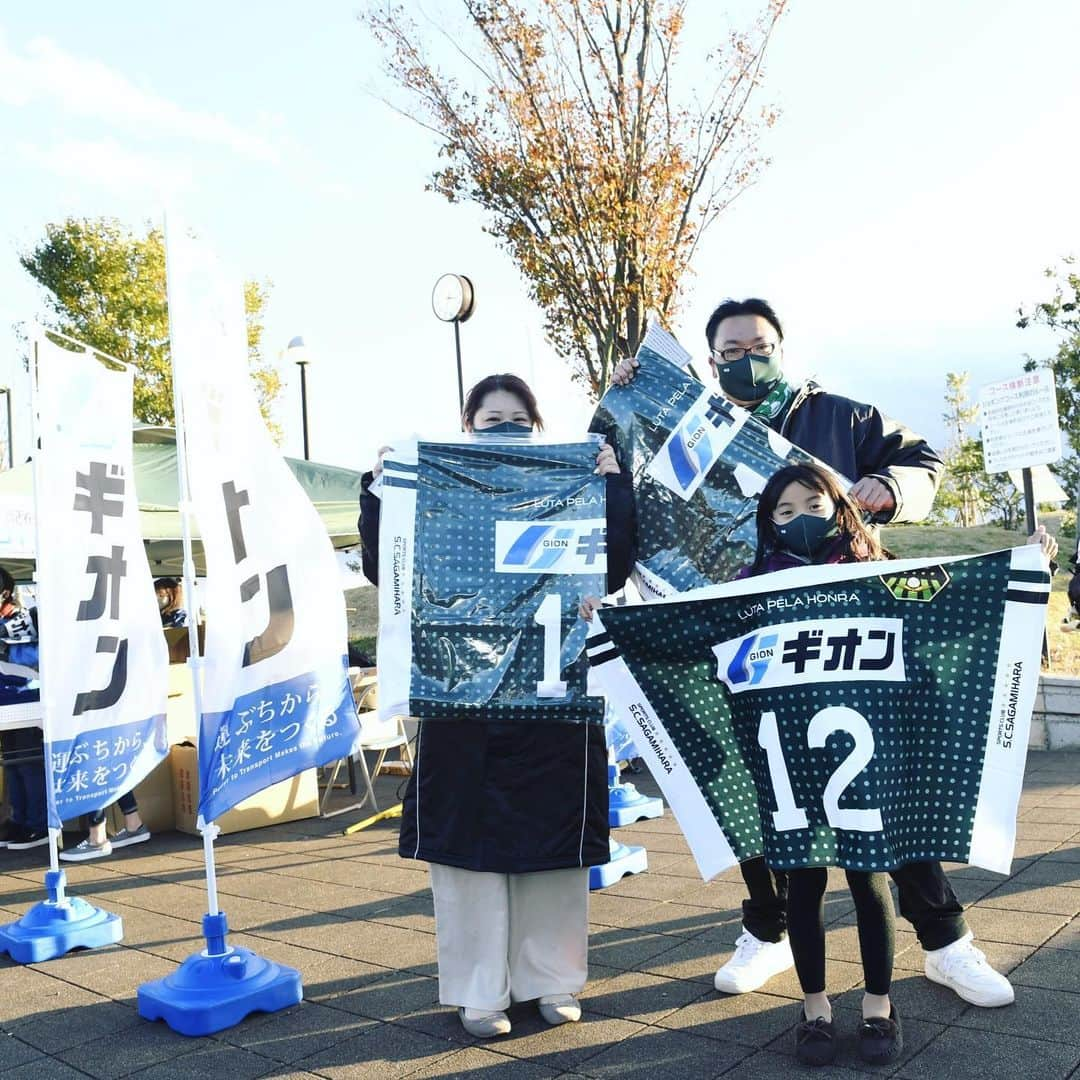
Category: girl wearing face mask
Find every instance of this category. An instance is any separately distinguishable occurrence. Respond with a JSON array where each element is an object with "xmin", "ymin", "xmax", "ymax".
[
  {"xmin": 743, "ymin": 462, "xmax": 886, "ymax": 577},
  {"xmin": 580, "ymin": 464, "xmax": 901, "ymax": 1061},
  {"xmin": 737, "ymin": 460, "xmax": 1062, "ymax": 1068},
  {"xmin": 358, "ymin": 373, "xmax": 636, "ymax": 1040},
  {"xmin": 738, "ymin": 463, "xmax": 901, "ymax": 1065},
  {"xmin": 735, "ymin": 464, "xmax": 1057, "ymax": 1065}
]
